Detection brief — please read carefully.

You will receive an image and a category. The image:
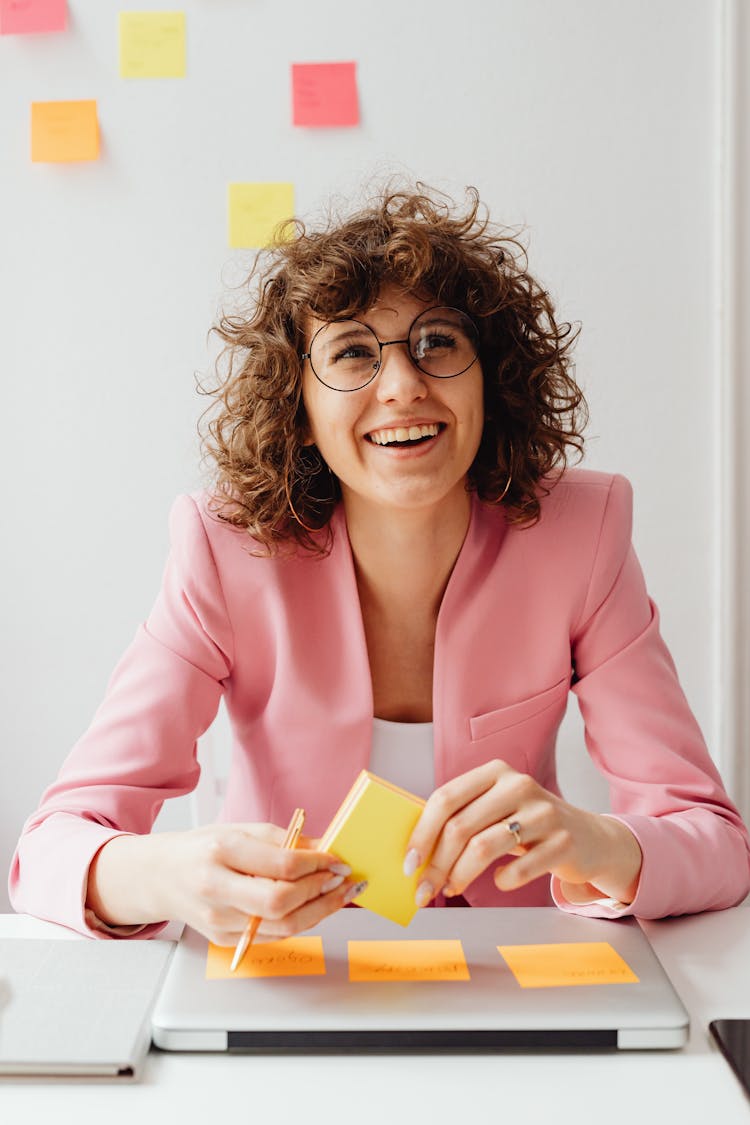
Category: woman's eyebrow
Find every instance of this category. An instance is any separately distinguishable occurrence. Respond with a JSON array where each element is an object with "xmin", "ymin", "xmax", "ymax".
[
  {"xmin": 319, "ymin": 325, "xmax": 375, "ymax": 347},
  {"xmin": 415, "ymin": 314, "xmax": 463, "ymax": 330}
]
